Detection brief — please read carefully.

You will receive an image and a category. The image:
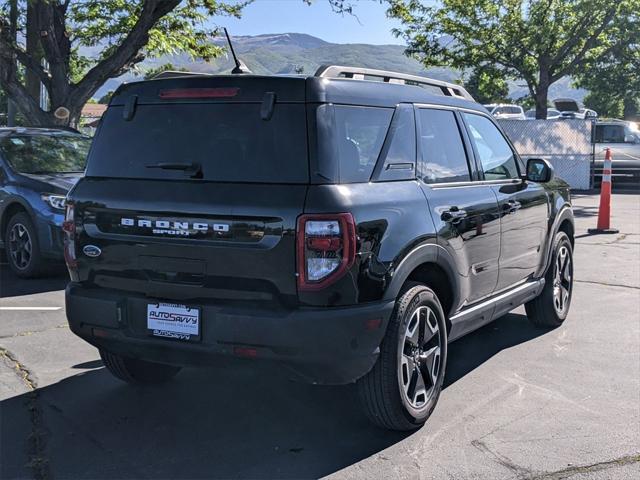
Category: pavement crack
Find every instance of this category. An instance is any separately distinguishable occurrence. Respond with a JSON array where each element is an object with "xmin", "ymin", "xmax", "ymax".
[
  {"xmin": 0, "ymin": 347, "xmax": 36, "ymax": 391},
  {"xmin": 575, "ymin": 279, "xmax": 640, "ymax": 290},
  {"xmin": 527, "ymin": 453, "xmax": 640, "ymax": 479},
  {"xmin": 470, "ymin": 439, "xmax": 532, "ymax": 478},
  {"xmin": 0, "ymin": 347, "xmax": 51, "ymax": 480},
  {"xmin": 0, "ymin": 324, "xmax": 68, "ymax": 340}
]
